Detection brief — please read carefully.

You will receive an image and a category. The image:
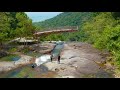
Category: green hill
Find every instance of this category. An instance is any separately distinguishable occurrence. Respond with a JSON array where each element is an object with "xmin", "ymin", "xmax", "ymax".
[
  {"xmin": 33, "ymin": 12, "xmax": 97, "ymax": 29},
  {"xmin": 33, "ymin": 12, "xmax": 100, "ymax": 42}
]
